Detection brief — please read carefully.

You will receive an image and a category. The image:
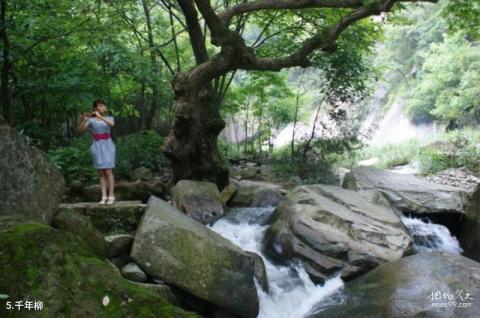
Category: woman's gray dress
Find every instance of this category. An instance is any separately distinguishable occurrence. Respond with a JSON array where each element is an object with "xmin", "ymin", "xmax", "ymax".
[{"xmin": 88, "ymin": 116, "xmax": 116, "ymax": 169}]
